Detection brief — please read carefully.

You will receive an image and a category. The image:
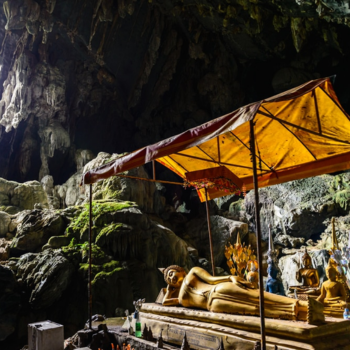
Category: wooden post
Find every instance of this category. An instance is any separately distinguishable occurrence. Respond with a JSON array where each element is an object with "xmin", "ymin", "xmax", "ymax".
[
  {"xmin": 88, "ymin": 184, "xmax": 92, "ymax": 329},
  {"xmin": 205, "ymin": 188, "xmax": 215, "ymax": 276},
  {"xmin": 250, "ymin": 120, "xmax": 266, "ymax": 350}
]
